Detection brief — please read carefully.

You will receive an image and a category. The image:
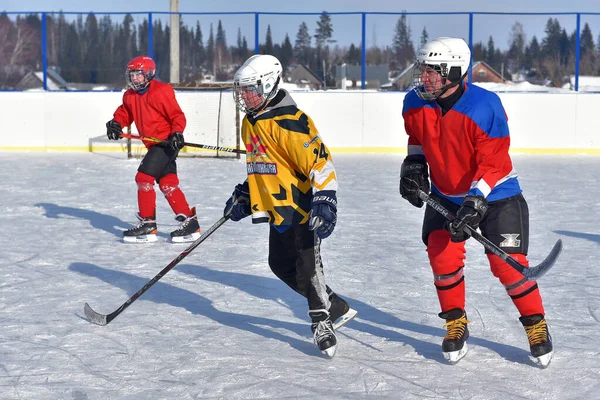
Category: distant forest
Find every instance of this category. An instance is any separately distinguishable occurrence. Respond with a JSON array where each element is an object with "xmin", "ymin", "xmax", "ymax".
[{"xmin": 1, "ymin": 11, "xmax": 599, "ymax": 89}]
